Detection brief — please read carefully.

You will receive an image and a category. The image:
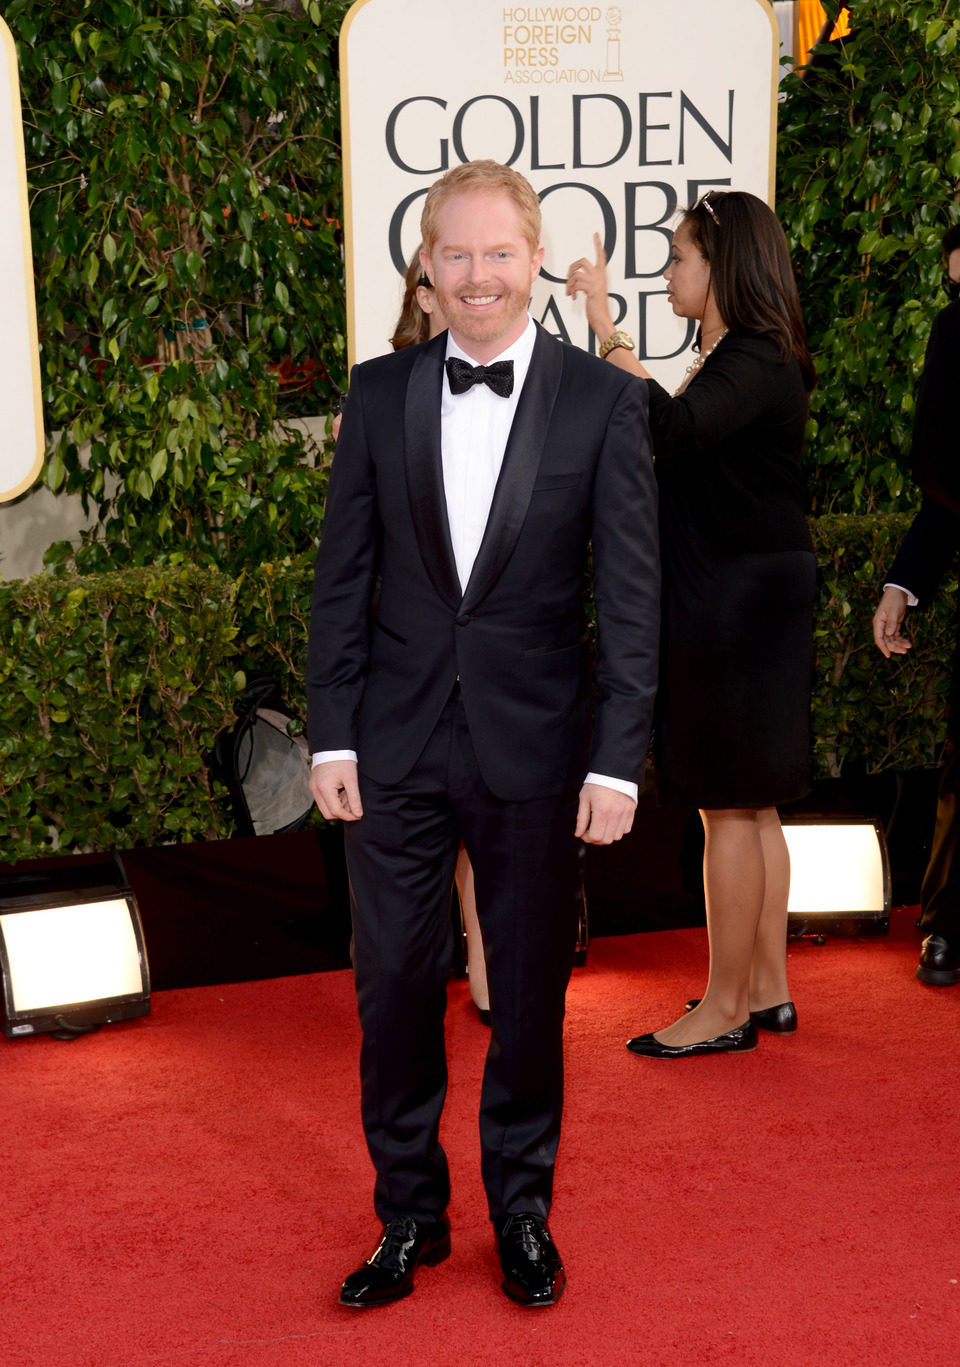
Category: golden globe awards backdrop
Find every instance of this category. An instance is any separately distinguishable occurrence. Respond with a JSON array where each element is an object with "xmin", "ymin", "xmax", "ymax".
[
  {"xmin": 340, "ymin": 0, "xmax": 778, "ymax": 390},
  {"xmin": 0, "ymin": 18, "xmax": 43, "ymax": 504}
]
